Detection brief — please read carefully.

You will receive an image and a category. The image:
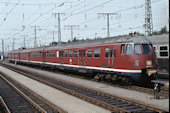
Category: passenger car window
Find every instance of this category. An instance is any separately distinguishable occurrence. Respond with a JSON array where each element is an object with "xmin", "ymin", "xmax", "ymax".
[
  {"xmin": 121, "ymin": 44, "xmax": 125, "ymax": 55},
  {"xmin": 159, "ymin": 46, "xmax": 168, "ymax": 57},
  {"xmin": 53, "ymin": 51, "xmax": 55, "ymax": 56},
  {"xmin": 135, "ymin": 44, "xmax": 142, "ymax": 55},
  {"xmin": 160, "ymin": 46, "xmax": 168, "ymax": 50},
  {"xmin": 142, "ymin": 44, "xmax": 149, "ymax": 54},
  {"xmin": 126, "ymin": 44, "xmax": 133, "ymax": 55},
  {"xmin": 74, "ymin": 50, "xmax": 78, "ymax": 57},
  {"xmin": 105, "ymin": 48, "xmax": 109, "ymax": 57},
  {"xmin": 87, "ymin": 49, "xmax": 92, "ymax": 57},
  {"xmin": 64, "ymin": 50, "xmax": 68, "ymax": 57},
  {"xmin": 59, "ymin": 51, "xmax": 64, "ymax": 57},
  {"xmin": 69, "ymin": 50, "xmax": 72, "ymax": 57},
  {"xmin": 94, "ymin": 48, "xmax": 100, "ymax": 57}
]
